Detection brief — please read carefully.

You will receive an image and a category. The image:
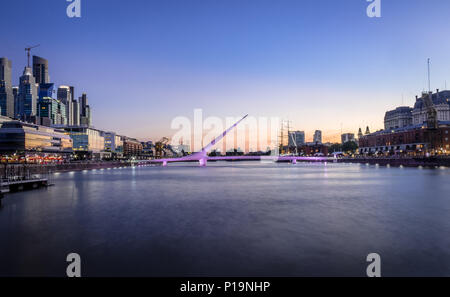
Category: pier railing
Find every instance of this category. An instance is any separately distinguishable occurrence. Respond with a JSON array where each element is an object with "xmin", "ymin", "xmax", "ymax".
[{"xmin": 0, "ymin": 161, "xmax": 132, "ymax": 181}]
